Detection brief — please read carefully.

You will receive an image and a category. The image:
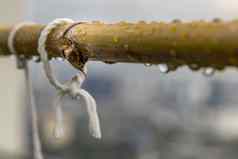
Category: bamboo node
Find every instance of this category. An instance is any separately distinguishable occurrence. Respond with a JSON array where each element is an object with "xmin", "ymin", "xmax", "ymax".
[{"xmin": 60, "ymin": 22, "xmax": 89, "ymax": 73}]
